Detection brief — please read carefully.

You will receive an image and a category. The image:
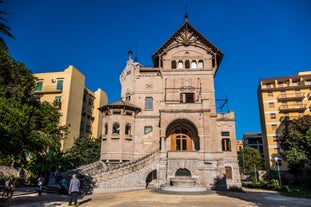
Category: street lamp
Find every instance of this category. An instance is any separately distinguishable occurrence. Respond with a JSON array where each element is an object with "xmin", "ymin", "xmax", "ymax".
[{"xmin": 274, "ymin": 157, "xmax": 282, "ymax": 186}]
